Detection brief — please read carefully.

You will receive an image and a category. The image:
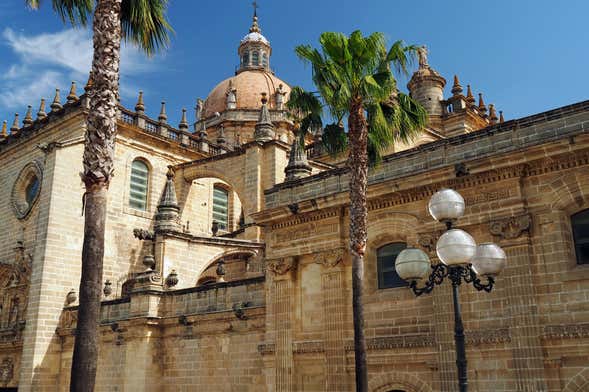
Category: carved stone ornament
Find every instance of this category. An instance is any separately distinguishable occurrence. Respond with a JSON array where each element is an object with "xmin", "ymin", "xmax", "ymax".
[
  {"xmin": 313, "ymin": 248, "xmax": 344, "ymax": 268},
  {"xmin": 266, "ymin": 257, "xmax": 296, "ymax": 275},
  {"xmin": 489, "ymin": 214, "xmax": 531, "ymax": 239},
  {"xmin": 543, "ymin": 323, "xmax": 589, "ymax": 340},
  {"xmin": 11, "ymin": 160, "xmax": 43, "ymax": 220},
  {"xmin": 0, "ymin": 357, "xmax": 14, "ymax": 385}
]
